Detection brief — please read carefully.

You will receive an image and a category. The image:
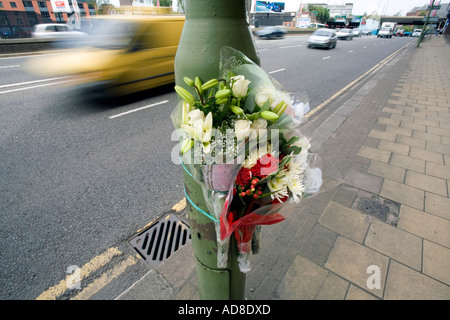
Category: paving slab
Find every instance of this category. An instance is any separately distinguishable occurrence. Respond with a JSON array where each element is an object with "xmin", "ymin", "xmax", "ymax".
[
  {"xmin": 365, "ymin": 219, "xmax": 422, "ymax": 271},
  {"xmin": 325, "ymin": 236, "xmax": 389, "ymax": 298},
  {"xmin": 384, "ymin": 261, "xmax": 450, "ymax": 300}
]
